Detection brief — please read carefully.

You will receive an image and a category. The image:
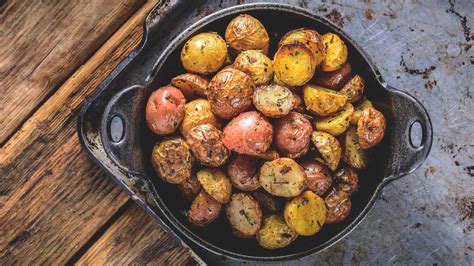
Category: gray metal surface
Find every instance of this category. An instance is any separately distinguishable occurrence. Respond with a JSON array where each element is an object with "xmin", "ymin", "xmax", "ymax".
[{"xmin": 189, "ymin": 0, "xmax": 473, "ymax": 264}]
